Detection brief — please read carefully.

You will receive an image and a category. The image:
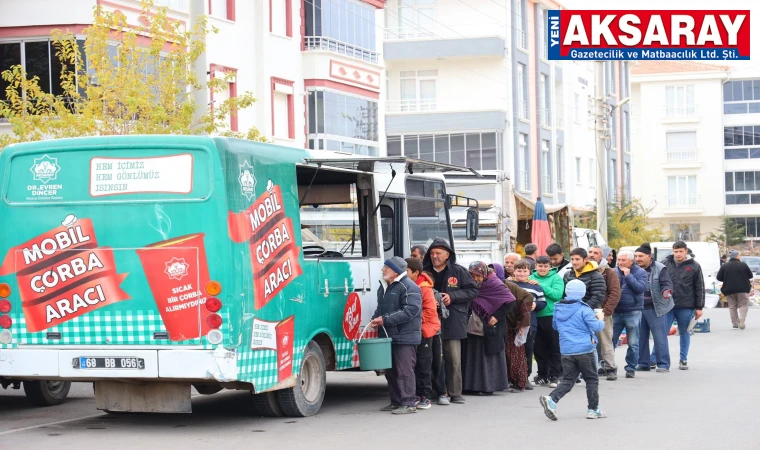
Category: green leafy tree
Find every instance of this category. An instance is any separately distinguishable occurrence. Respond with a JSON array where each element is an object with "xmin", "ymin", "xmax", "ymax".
[
  {"xmin": 706, "ymin": 216, "xmax": 746, "ymax": 254},
  {"xmin": 1, "ymin": 0, "xmax": 268, "ymax": 149},
  {"xmin": 576, "ymin": 197, "xmax": 664, "ymax": 250}
]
